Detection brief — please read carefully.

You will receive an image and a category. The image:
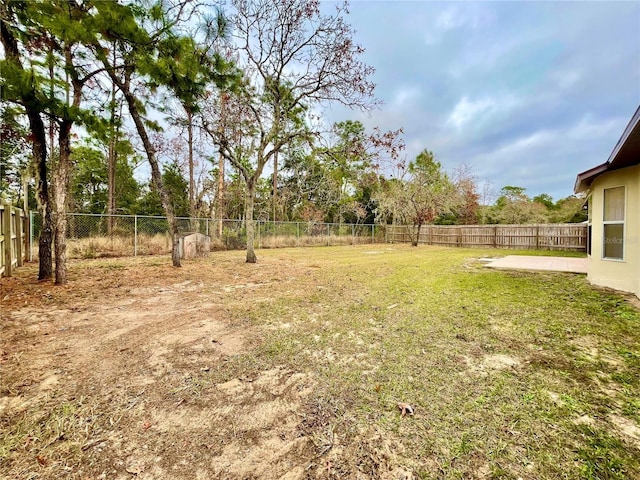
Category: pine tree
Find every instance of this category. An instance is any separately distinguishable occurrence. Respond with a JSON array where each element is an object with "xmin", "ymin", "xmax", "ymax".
[{"xmin": 1, "ymin": 1, "xmax": 54, "ymax": 279}]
